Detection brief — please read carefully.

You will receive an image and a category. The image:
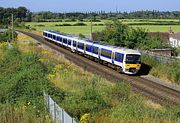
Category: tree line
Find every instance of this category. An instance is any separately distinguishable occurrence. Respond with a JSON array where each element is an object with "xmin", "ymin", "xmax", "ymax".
[{"xmin": 0, "ymin": 6, "xmax": 180, "ymax": 24}]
